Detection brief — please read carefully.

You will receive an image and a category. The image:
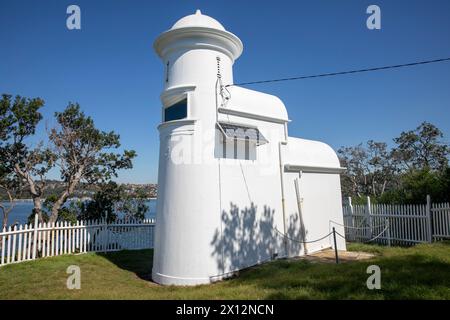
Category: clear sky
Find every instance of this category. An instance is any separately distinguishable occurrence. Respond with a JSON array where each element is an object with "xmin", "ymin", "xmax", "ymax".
[{"xmin": 1, "ymin": 0, "xmax": 450, "ymax": 183}]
